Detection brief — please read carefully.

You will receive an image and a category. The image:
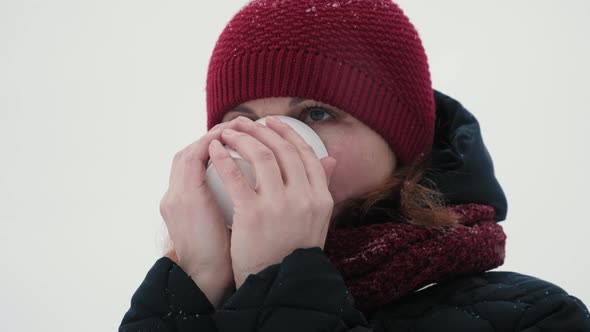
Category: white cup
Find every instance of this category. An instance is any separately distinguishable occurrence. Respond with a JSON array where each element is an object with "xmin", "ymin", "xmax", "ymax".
[{"xmin": 205, "ymin": 115, "xmax": 328, "ymax": 228}]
